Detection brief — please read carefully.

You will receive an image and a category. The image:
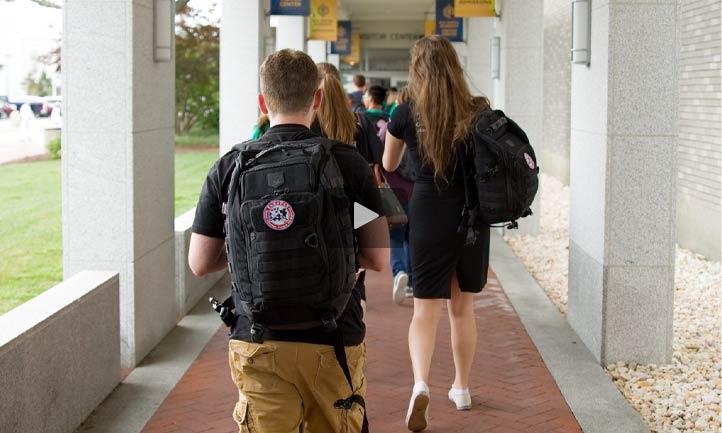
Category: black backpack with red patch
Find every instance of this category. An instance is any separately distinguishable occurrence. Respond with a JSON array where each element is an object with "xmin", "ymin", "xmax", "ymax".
[
  {"xmin": 222, "ymin": 136, "xmax": 356, "ymax": 338},
  {"xmin": 460, "ymin": 110, "xmax": 539, "ymax": 240}
]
